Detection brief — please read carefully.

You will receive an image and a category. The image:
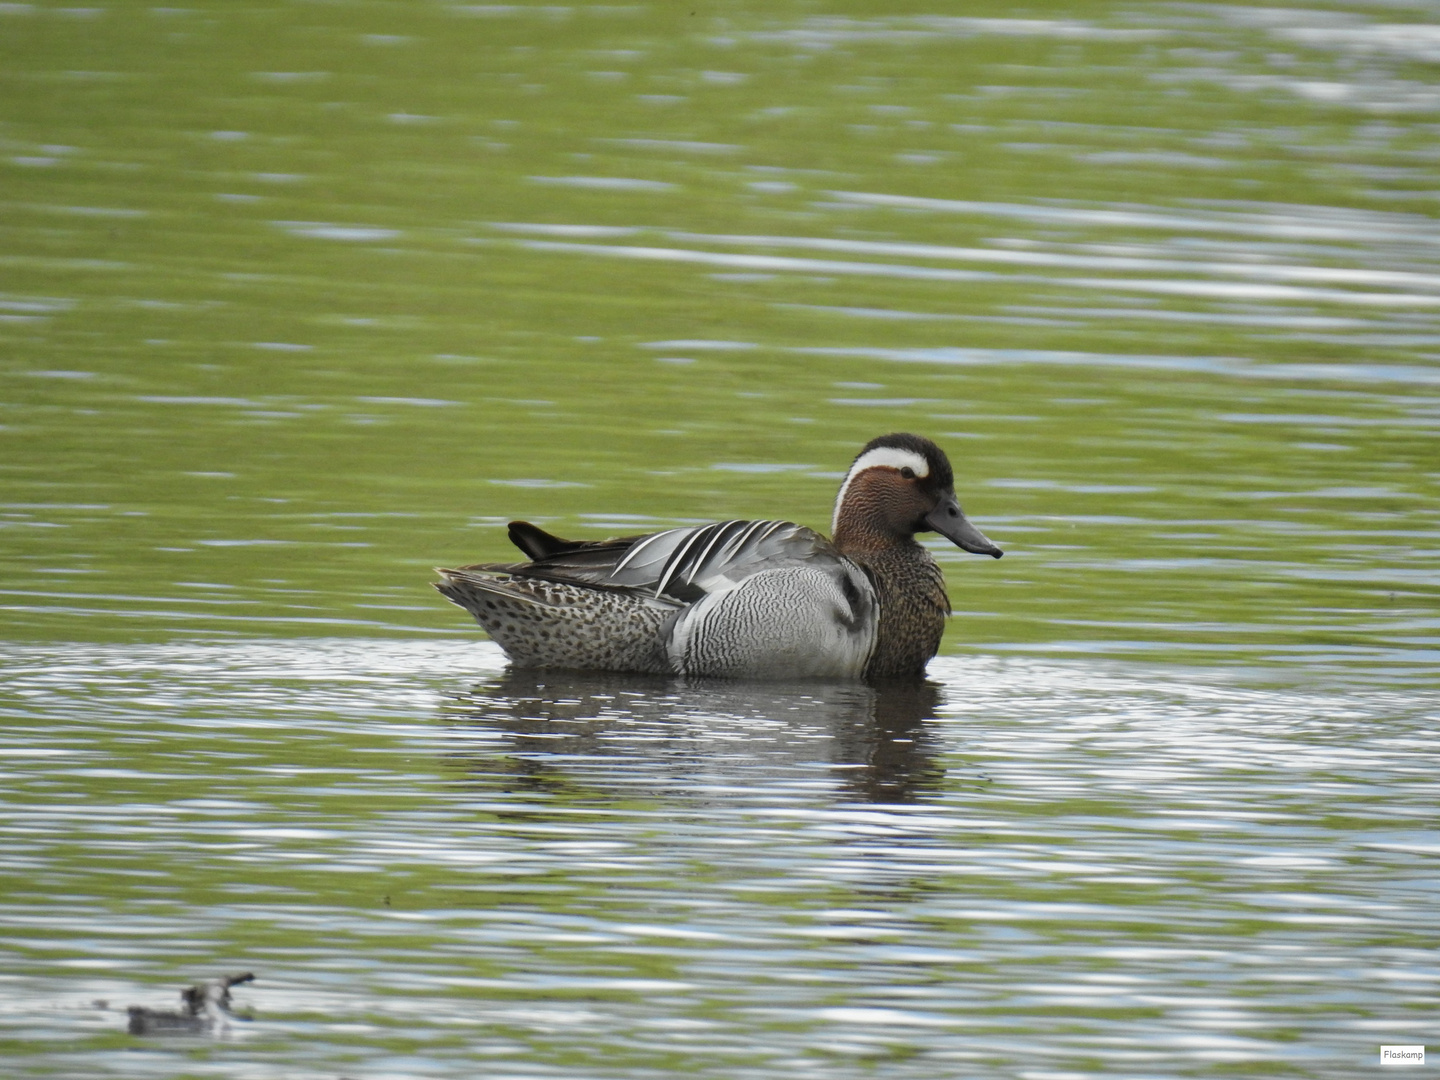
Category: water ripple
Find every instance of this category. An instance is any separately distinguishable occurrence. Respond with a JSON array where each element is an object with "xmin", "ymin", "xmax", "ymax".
[{"xmin": 0, "ymin": 639, "xmax": 1434, "ymax": 1075}]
